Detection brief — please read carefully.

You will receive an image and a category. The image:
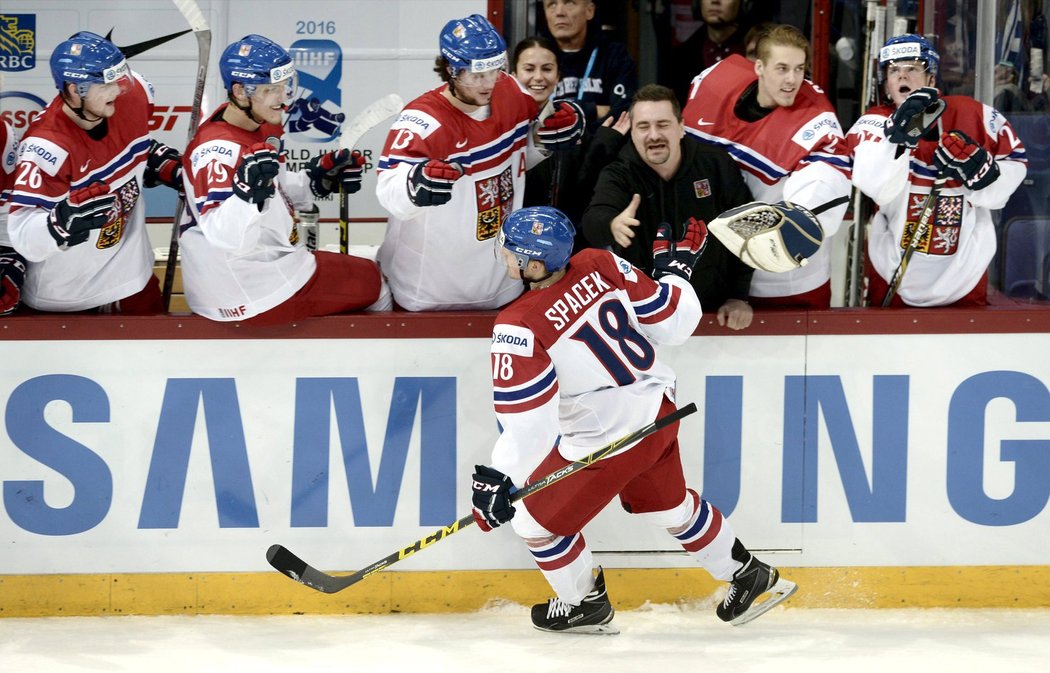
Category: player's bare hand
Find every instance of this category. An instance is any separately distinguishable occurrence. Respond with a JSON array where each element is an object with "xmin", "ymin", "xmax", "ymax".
[
  {"xmin": 717, "ymin": 298, "xmax": 753, "ymax": 331},
  {"xmin": 611, "ymin": 193, "xmax": 642, "ymax": 248},
  {"xmin": 603, "ymin": 111, "xmax": 630, "ymax": 136}
]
